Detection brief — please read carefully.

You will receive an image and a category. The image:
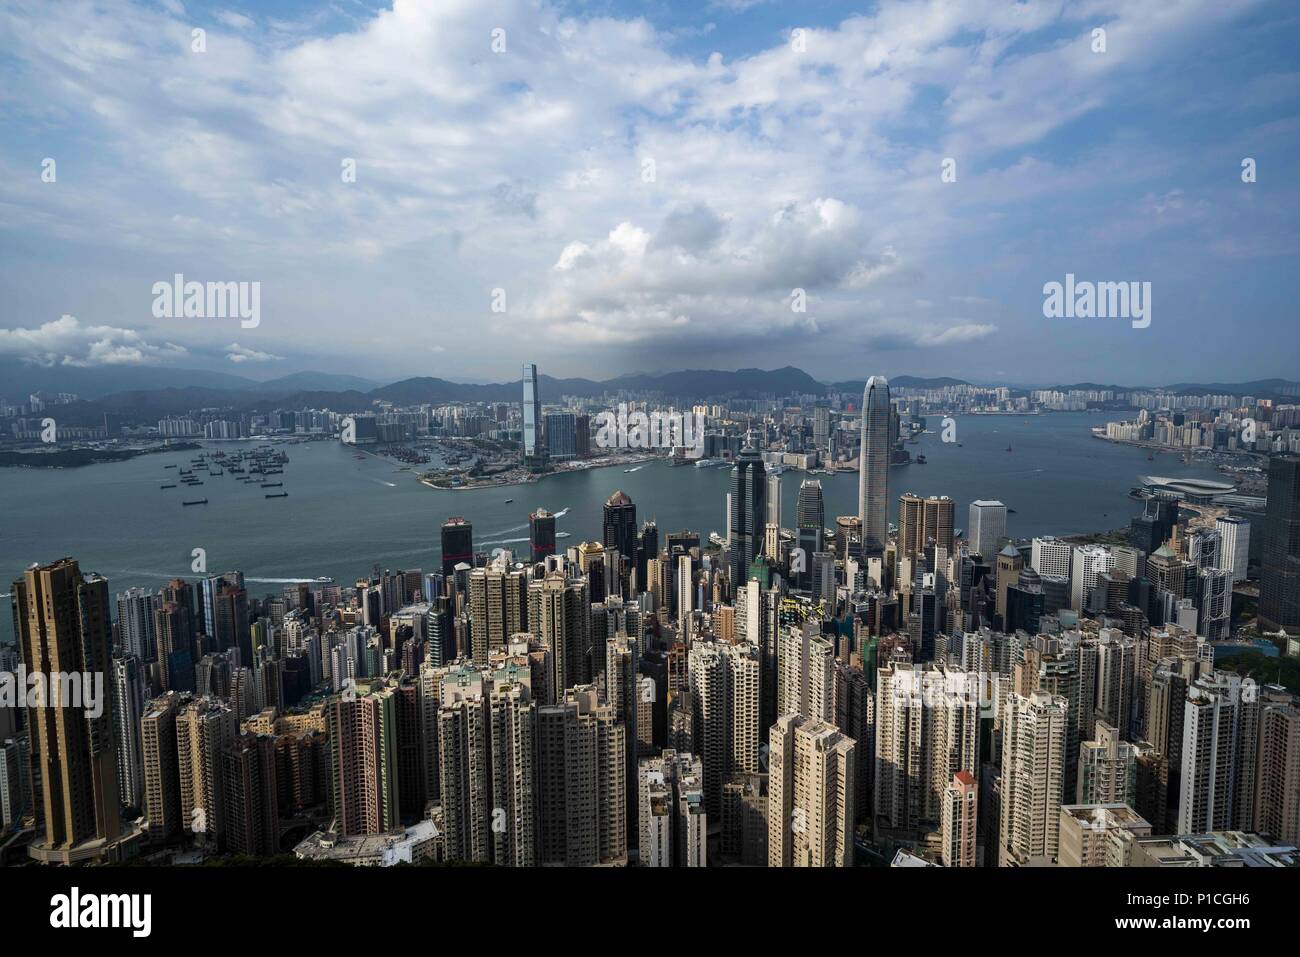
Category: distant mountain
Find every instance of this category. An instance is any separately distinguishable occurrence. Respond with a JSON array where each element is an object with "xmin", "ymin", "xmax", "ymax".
[
  {"xmin": 254, "ymin": 371, "xmax": 380, "ymax": 393},
  {"xmin": 1160, "ymin": 379, "xmax": 1300, "ymax": 398},
  {"xmin": 827, "ymin": 375, "xmax": 971, "ymax": 392}
]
